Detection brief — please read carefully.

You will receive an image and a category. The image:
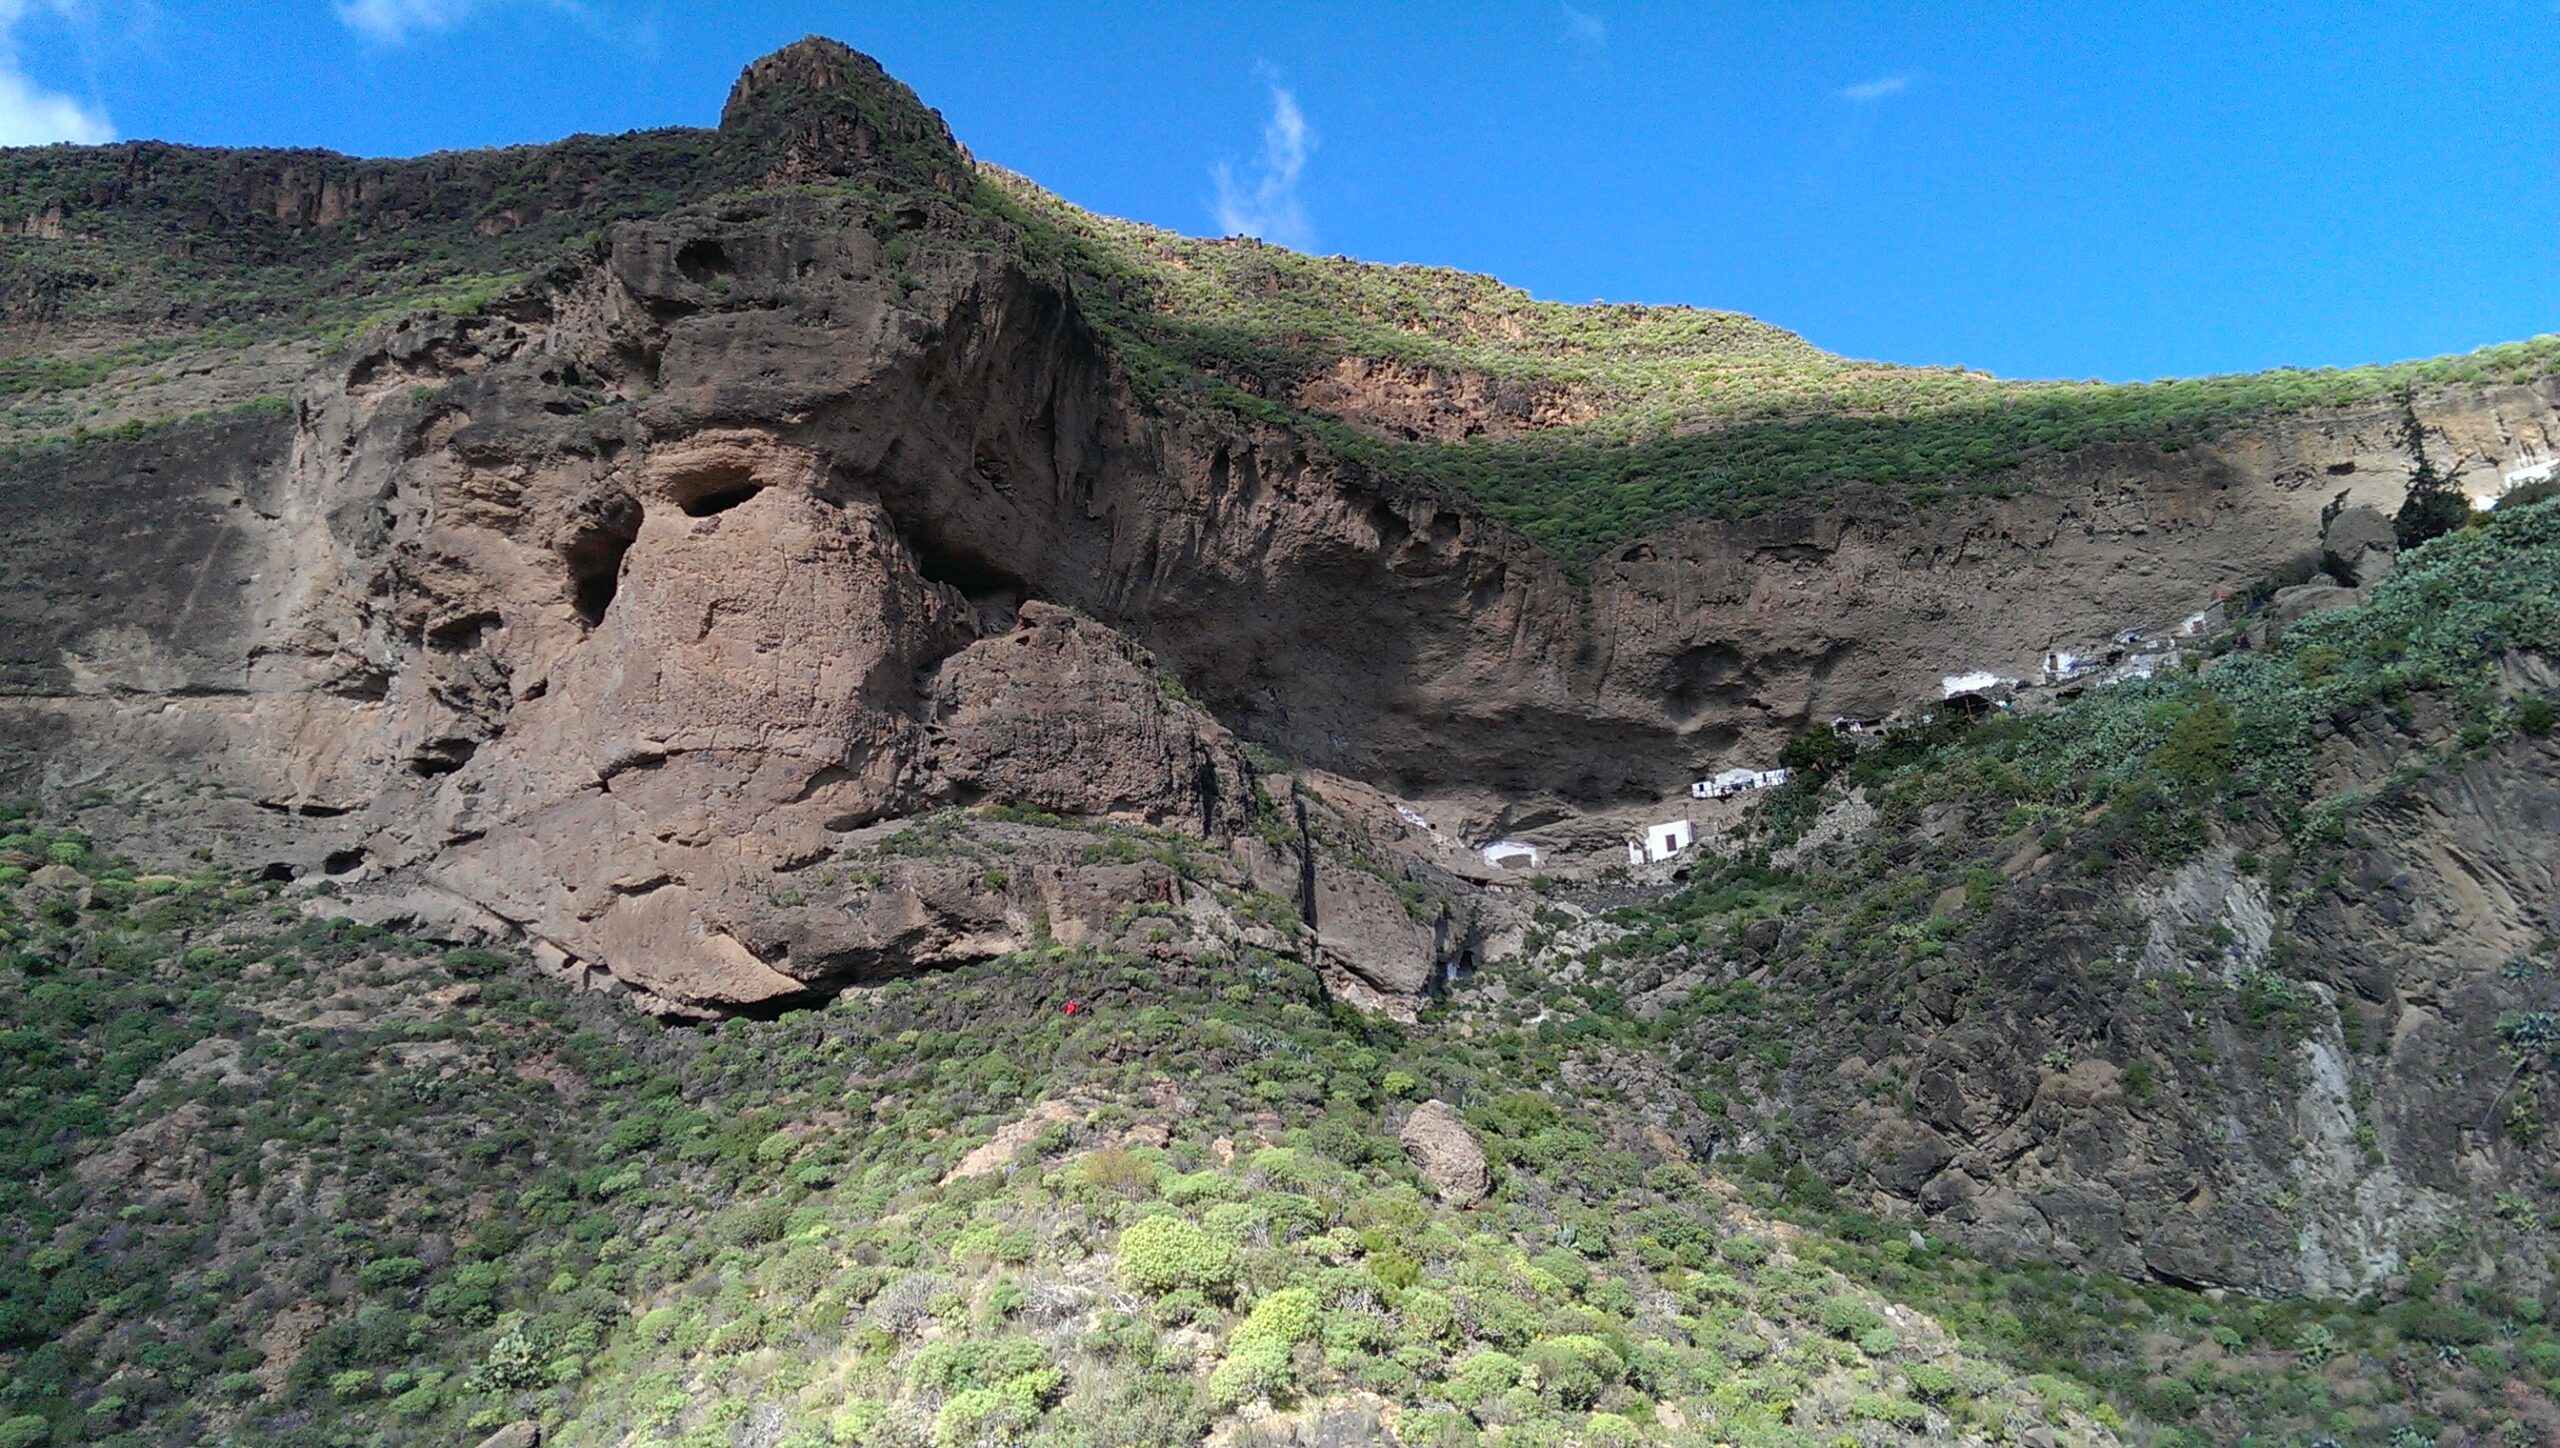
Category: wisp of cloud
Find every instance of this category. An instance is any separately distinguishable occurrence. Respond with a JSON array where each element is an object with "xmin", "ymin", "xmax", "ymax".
[
  {"xmin": 335, "ymin": 0, "xmax": 482, "ymax": 45},
  {"xmin": 1560, "ymin": 4, "xmax": 1607, "ymax": 48},
  {"xmin": 0, "ymin": 0, "xmax": 112, "ymax": 145},
  {"xmin": 1838, "ymin": 75, "xmax": 1911, "ymax": 103},
  {"xmin": 1212, "ymin": 79, "xmax": 1315, "ymax": 250}
]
